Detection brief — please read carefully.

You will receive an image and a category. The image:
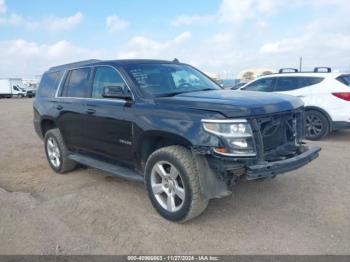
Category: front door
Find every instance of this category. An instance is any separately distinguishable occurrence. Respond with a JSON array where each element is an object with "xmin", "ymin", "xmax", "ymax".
[{"xmin": 83, "ymin": 66, "xmax": 134, "ymax": 164}]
